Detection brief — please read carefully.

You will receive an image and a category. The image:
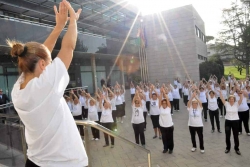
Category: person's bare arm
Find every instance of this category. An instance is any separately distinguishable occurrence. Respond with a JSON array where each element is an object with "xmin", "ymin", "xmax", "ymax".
[
  {"xmin": 57, "ymin": 0, "xmax": 82, "ymax": 69},
  {"xmin": 43, "ymin": 2, "xmax": 68, "ymax": 53}
]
